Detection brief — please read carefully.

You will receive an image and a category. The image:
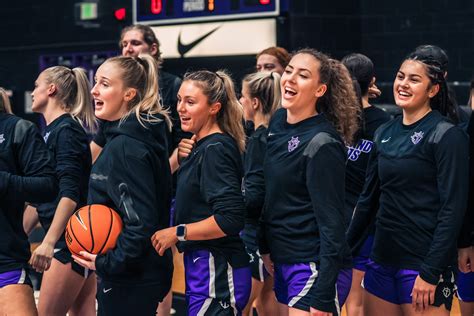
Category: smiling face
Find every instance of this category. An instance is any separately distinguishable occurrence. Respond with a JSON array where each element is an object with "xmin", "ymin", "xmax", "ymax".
[
  {"xmin": 393, "ymin": 59, "xmax": 439, "ymax": 112},
  {"xmin": 177, "ymin": 80, "xmax": 221, "ymax": 139},
  {"xmin": 31, "ymin": 72, "xmax": 51, "ymax": 113},
  {"xmin": 256, "ymin": 54, "xmax": 285, "ymax": 75},
  {"xmin": 280, "ymin": 53, "xmax": 327, "ymax": 120},
  {"xmin": 91, "ymin": 61, "xmax": 130, "ymax": 121}
]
